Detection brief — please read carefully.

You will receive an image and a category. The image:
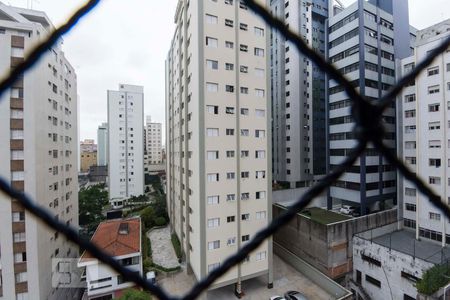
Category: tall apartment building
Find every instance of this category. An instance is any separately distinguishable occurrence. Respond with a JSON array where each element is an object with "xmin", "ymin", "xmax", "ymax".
[
  {"xmin": 97, "ymin": 122, "xmax": 108, "ymax": 167},
  {"xmin": 398, "ymin": 19, "xmax": 450, "ymax": 246},
  {"xmin": 145, "ymin": 116, "xmax": 162, "ymax": 165},
  {"xmin": 166, "ymin": 0, "xmax": 272, "ymax": 294},
  {"xmin": 0, "ymin": 3, "xmax": 79, "ymax": 300},
  {"xmin": 107, "ymin": 84, "xmax": 144, "ymax": 200},
  {"xmin": 326, "ymin": 0, "xmax": 412, "ymax": 214},
  {"xmin": 270, "ymin": 0, "xmax": 329, "ymax": 188}
]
